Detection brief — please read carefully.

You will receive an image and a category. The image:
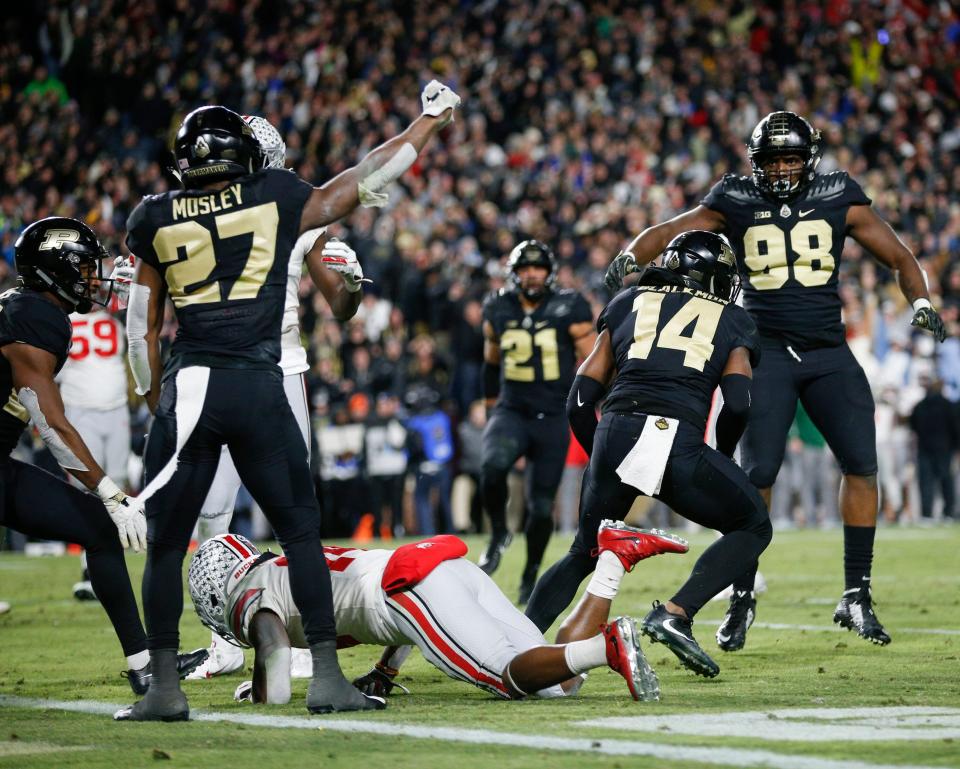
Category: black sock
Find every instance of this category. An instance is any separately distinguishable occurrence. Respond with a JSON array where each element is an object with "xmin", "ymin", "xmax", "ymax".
[
  {"xmin": 524, "ymin": 552, "xmax": 596, "ymax": 633},
  {"xmin": 843, "ymin": 525, "xmax": 875, "ymax": 589},
  {"xmin": 523, "ymin": 516, "xmax": 553, "ymax": 577}
]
